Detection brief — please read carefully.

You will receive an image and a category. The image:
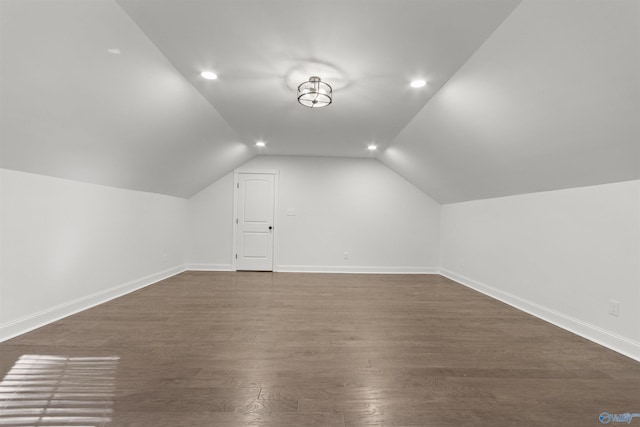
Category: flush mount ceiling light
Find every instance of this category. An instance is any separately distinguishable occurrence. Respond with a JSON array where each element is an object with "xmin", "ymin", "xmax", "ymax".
[
  {"xmin": 255, "ymin": 141, "xmax": 266, "ymax": 147},
  {"xmin": 367, "ymin": 144, "xmax": 377, "ymax": 151},
  {"xmin": 410, "ymin": 79, "xmax": 427, "ymax": 88},
  {"xmin": 297, "ymin": 76, "xmax": 332, "ymax": 108},
  {"xmin": 200, "ymin": 71, "xmax": 218, "ymax": 80}
]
